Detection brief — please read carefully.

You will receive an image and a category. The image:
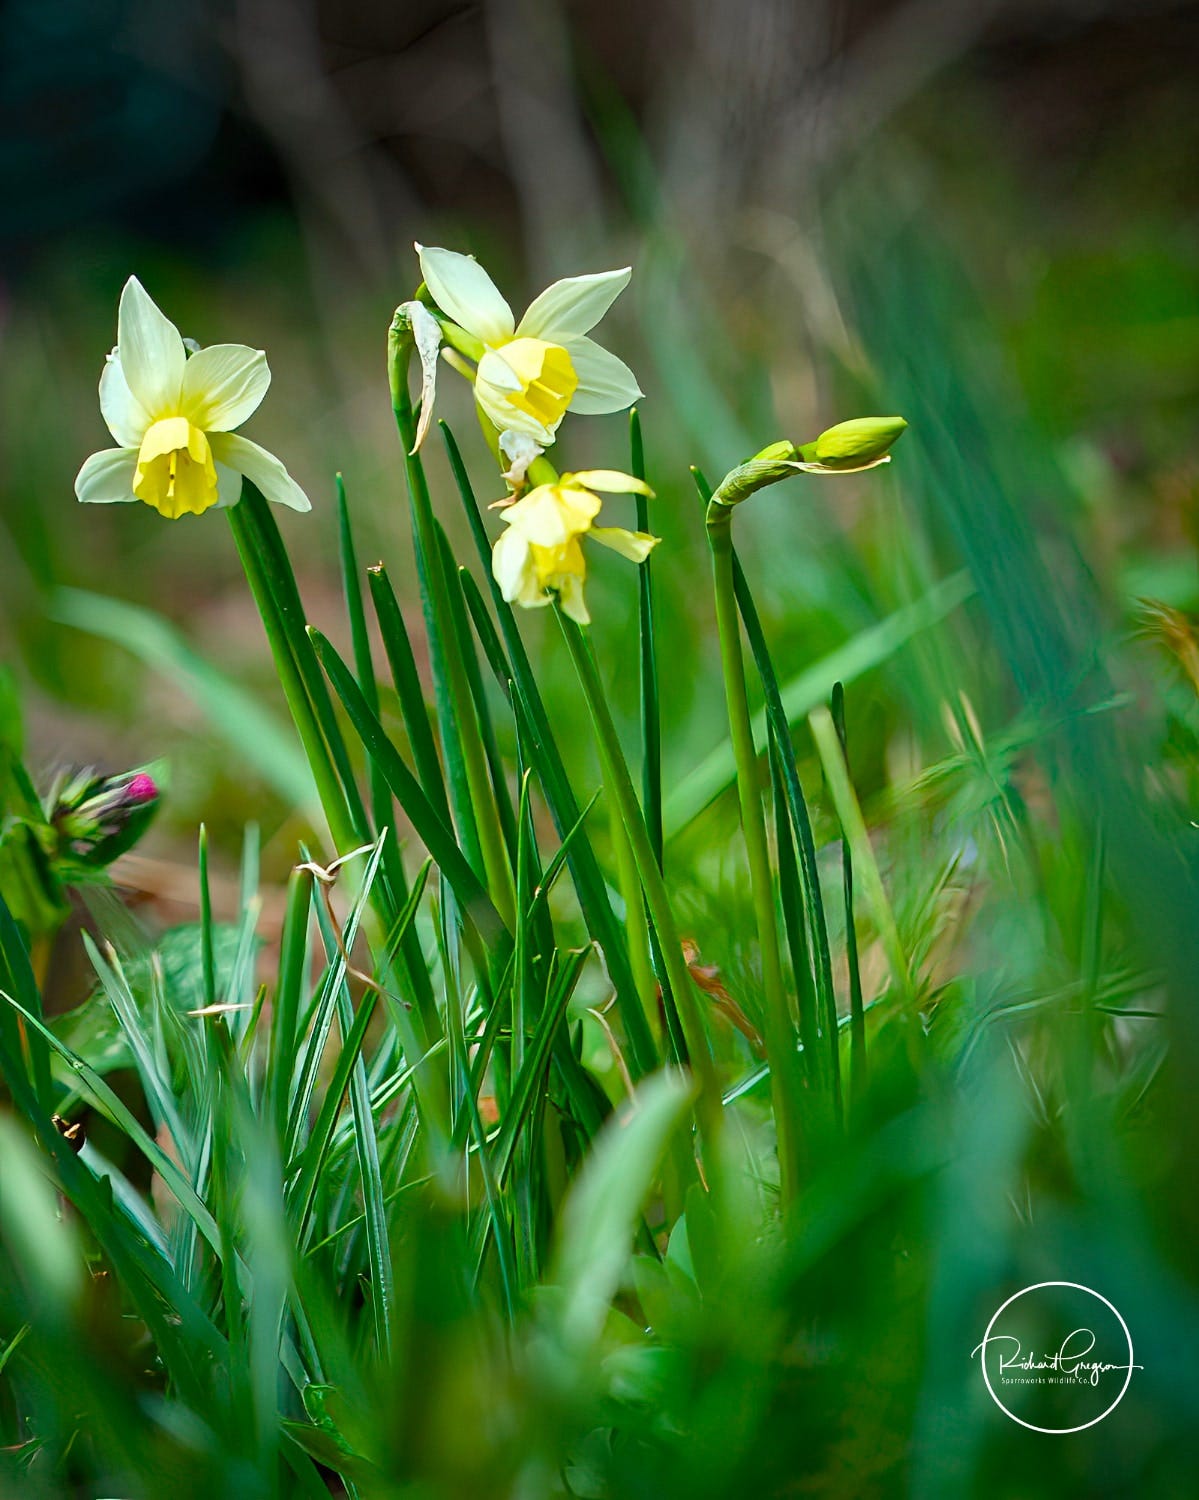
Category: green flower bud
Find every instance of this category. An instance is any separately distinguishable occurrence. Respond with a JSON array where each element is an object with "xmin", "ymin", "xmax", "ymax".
[{"xmin": 799, "ymin": 416, "xmax": 907, "ymax": 470}]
